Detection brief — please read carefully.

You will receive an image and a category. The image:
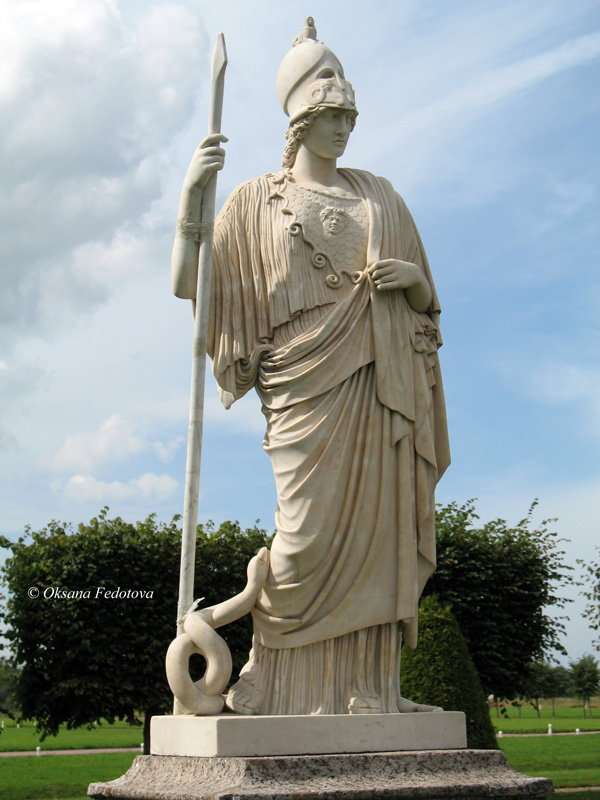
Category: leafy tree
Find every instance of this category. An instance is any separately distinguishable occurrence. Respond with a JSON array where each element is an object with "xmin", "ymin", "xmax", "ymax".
[
  {"xmin": 569, "ymin": 655, "xmax": 600, "ymax": 718},
  {"xmin": 579, "ymin": 548, "xmax": 600, "ymax": 652},
  {"xmin": 551, "ymin": 665, "xmax": 572, "ymax": 697},
  {"xmin": 524, "ymin": 661, "xmax": 569, "ymax": 717},
  {"xmin": 424, "ymin": 500, "xmax": 573, "ymax": 701},
  {"xmin": 524, "ymin": 661, "xmax": 552, "ymax": 718},
  {"xmin": 544, "ymin": 665, "xmax": 571, "ymax": 715},
  {"xmin": 0, "ymin": 510, "xmax": 272, "ymax": 752},
  {"xmin": 401, "ymin": 595, "xmax": 498, "ymax": 749}
]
